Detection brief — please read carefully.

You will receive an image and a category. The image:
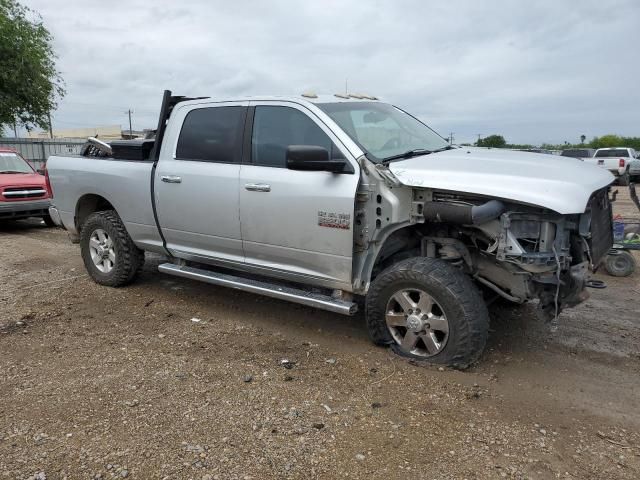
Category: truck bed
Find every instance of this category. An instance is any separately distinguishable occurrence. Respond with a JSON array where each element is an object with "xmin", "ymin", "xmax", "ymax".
[{"xmin": 46, "ymin": 155, "xmax": 164, "ymax": 250}]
